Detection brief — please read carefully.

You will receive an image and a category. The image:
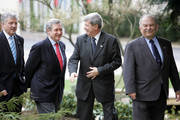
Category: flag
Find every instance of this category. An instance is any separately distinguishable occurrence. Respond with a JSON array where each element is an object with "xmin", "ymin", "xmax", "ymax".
[
  {"xmin": 19, "ymin": 0, "xmax": 22, "ymax": 3},
  {"xmin": 54, "ymin": 0, "xmax": 58, "ymax": 8},
  {"xmin": 87, "ymin": 0, "xmax": 92, "ymax": 4}
]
